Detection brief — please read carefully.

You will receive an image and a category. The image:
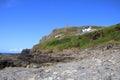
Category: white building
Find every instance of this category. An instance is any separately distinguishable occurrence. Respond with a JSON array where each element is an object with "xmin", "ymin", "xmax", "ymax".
[{"xmin": 82, "ymin": 26, "xmax": 92, "ymax": 33}]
